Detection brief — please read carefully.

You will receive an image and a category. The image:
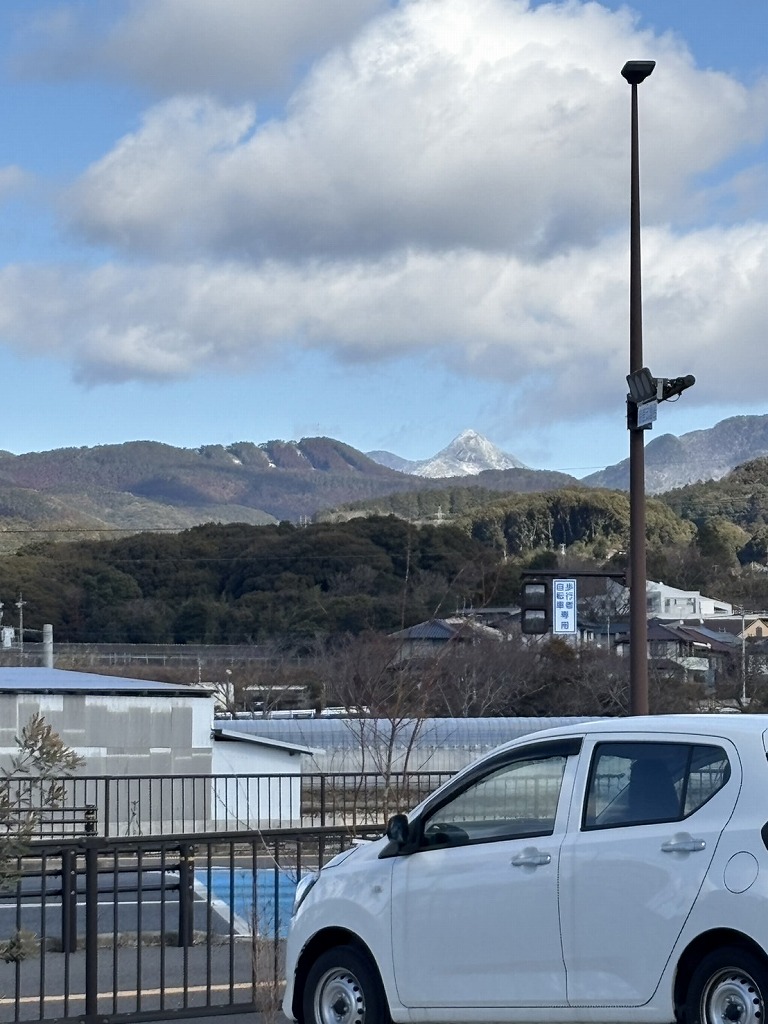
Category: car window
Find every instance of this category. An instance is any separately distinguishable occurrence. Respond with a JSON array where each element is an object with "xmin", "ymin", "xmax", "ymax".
[
  {"xmin": 684, "ymin": 744, "xmax": 731, "ymax": 814},
  {"xmin": 421, "ymin": 753, "xmax": 568, "ymax": 847},
  {"xmin": 583, "ymin": 741, "xmax": 730, "ymax": 830}
]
